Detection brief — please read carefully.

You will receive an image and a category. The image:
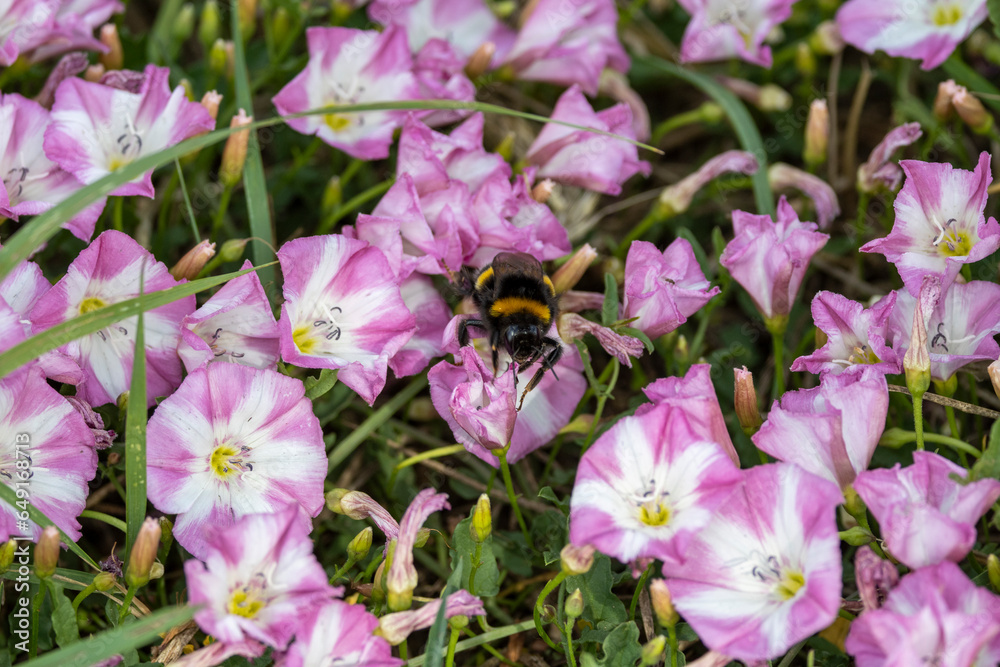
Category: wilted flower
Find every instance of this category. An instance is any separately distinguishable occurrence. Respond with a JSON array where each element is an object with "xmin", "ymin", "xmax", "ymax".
[
  {"xmin": 185, "ymin": 505, "xmax": 338, "ymax": 649},
  {"xmin": 178, "ymin": 261, "xmax": 280, "ymax": 374},
  {"xmin": 30, "ymin": 230, "xmax": 195, "ymax": 408},
  {"xmin": 327, "ymin": 489, "xmax": 400, "ymax": 539},
  {"xmin": 557, "ymin": 313, "xmax": 645, "ymax": 367},
  {"xmin": 803, "ymin": 100, "xmax": 828, "ymax": 167},
  {"xmin": 753, "ymin": 368, "xmax": 888, "ymax": 490},
  {"xmin": 655, "ymin": 150, "xmax": 758, "ymax": 218},
  {"xmin": 791, "ymin": 291, "xmax": 901, "ymax": 376},
  {"xmin": 862, "ymin": 152, "xmax": 1000, "ymax": 294},
  {"xmin": 524, "ymin": 85, "xmax": 650, "ymax": 196},
  {"xmin": 622, "ymin": 239, "xmax": 720, "ymax": 339},
  {"xmin": 386, "ymin": 489, "xmax": 450, "ymax": 611},
  {"xmin": 147, "ymin": 364, "xmax": 327, "ymax": 560},
  {"xmin": 767, "ymin": 163, "xmax": 840, "ymax": 229},
  {"xmin": 377, "ymin": 590, "xmax": 485, "ymax": 645},
  {"xmin": 665, "ymin": 463, "xmax": 843, "ymax": 662},
  {"xmin": 569, "ymin": 402, "xmax": 743, "ymax": 565},
  {"xmin": 846, "ymin": 561, "xmax": 1000, "ymax": 666},
  {"xmin": 277, "ymin": 235, "xmax": 416, "ymax": 405},
  {"xmin": 836, "ymin": 0, "xmax": 988, "ymax": 70},
  {"xmin": 44, "ymin": 64, "xmax": 215, "ymax": 198},
  {"xmin": 854, "ymin": 546, "xmax": 898, "ymax": 613},
  {"xmin": 856, "ymin": 122, "xmax": 922, "ymax": 193},
  {"xmin": 853, "ymin": 451, "xmax": 1000, "ymax": 569},
  {"xmin": 677, "ymin": 0, "xmax": 796, "ymax": 67},
  {"xmin": 272, "ymin": 27, "xmax": 421, "ymax": 160},
  {"xmin": 274, "ymin": 600, "xmax": 401, "ymax": 667}
]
